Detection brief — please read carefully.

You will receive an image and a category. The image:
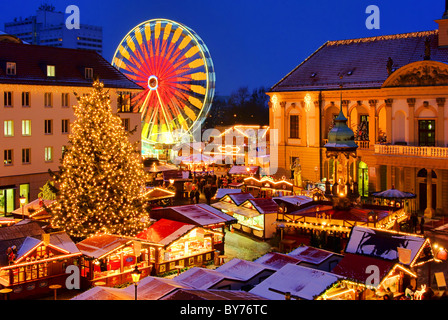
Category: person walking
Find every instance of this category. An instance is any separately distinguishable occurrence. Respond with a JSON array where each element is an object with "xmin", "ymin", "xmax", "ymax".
[
  {"xmin": 420, "ymin": 216, "xmax": 425, "ymax": 235},
  {"xmin": 195, "ymin": 189, "xmax": 200, "ymax": 204}
]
